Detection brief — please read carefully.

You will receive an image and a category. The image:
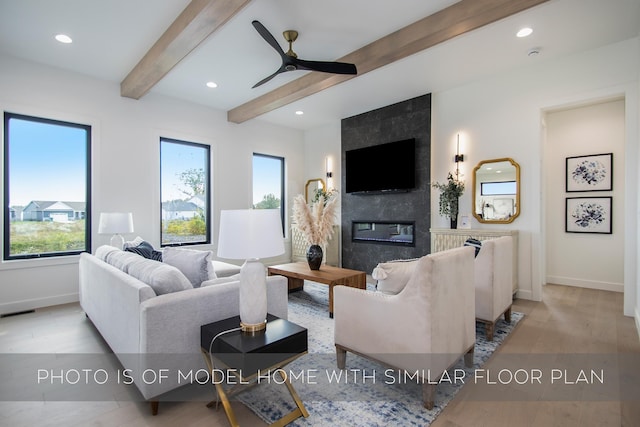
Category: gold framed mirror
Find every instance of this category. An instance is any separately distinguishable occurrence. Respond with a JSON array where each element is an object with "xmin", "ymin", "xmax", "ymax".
[
  {"xmin": 305, "ymin": 178, "xmax": 325, "ymax": 204},
  {"xmin": 472, "ymin": 158, "xmax": 520, "ymax": 224}
]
